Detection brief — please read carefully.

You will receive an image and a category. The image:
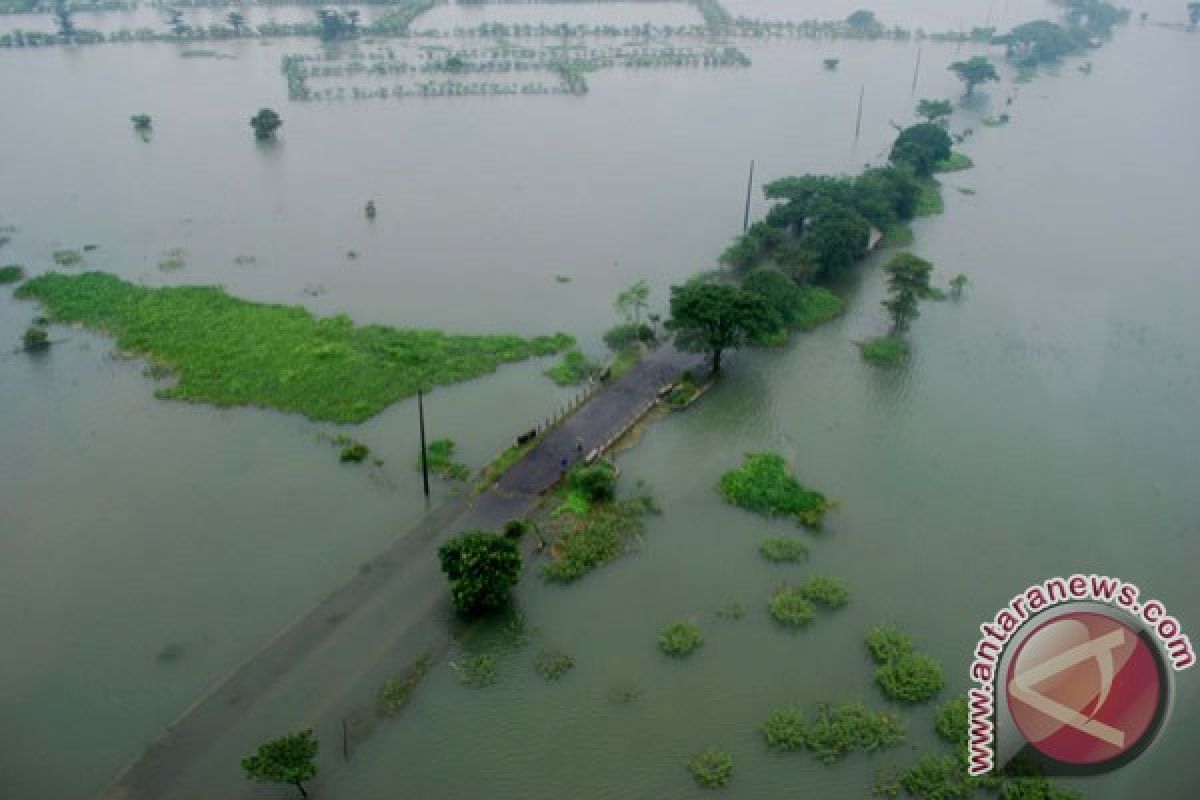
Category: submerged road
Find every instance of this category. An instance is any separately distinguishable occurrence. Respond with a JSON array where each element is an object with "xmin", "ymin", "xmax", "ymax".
[{"xmin": 103, "ymin": 344, "xmax": 699, "ymax": 800}]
